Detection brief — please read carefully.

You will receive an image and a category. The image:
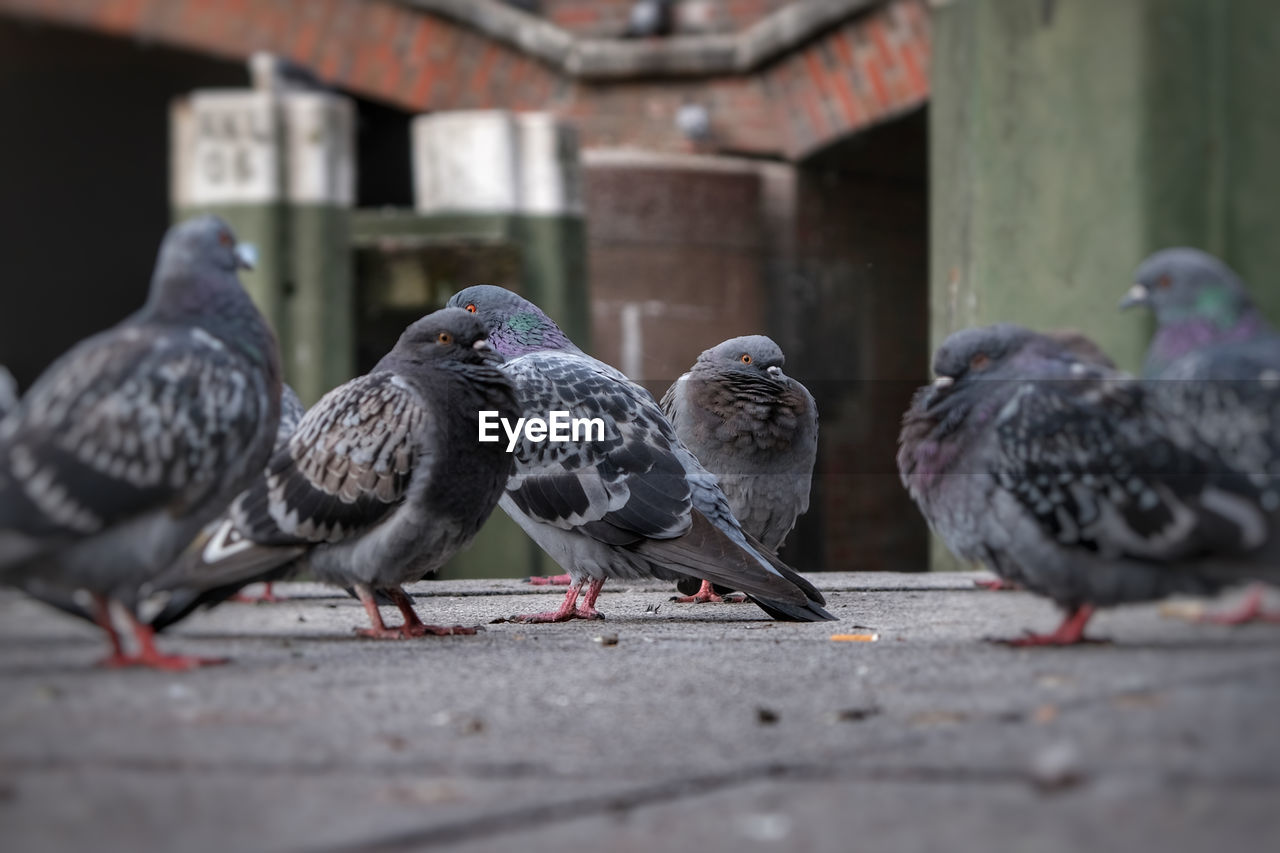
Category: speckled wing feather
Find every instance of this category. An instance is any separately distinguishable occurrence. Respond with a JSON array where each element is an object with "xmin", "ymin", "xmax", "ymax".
[
  {"xmin": 233, "ymin": 371, "xmax": 429, "ymax": 546},
  {"xmin": 993, "ymin": 374, "xmax": 1268, "ymax": 563},
  {"xmin": 0, "ymin": 325, "xmax": 272, "ymax": 542},
  {"xmin": 501, "ymin": 352, "xmax": 694, "ymax": 544}
]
